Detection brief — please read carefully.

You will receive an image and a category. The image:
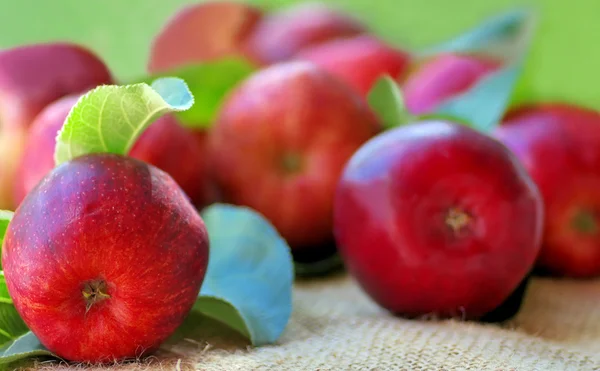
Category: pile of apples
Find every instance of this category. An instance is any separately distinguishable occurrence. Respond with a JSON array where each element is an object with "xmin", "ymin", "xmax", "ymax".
[{"xmin": 2, "ymin": 0, "xmax": 600, "ymax": 364}]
